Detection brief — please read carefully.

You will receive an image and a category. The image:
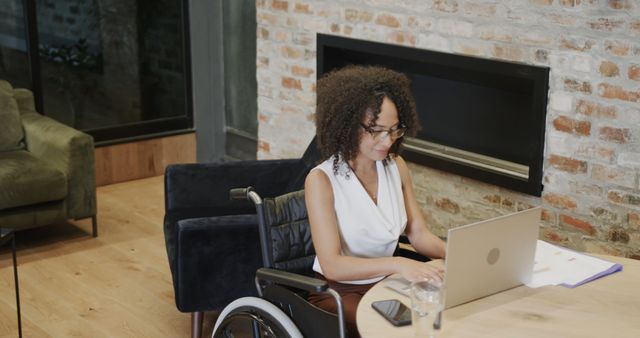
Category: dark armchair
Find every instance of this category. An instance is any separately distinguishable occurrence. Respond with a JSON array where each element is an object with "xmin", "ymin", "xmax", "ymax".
[{"xmin": 163, "ymin": 138, "xmax": 319, "ymax": 338}]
